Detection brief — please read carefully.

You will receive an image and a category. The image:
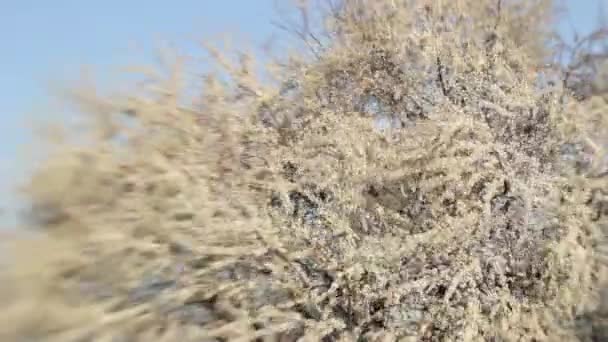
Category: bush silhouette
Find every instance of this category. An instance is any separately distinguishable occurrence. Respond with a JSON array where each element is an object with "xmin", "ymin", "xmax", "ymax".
[{"xmin": 2, "ymin": 1, "xmax": 608, "ymax": 341}]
